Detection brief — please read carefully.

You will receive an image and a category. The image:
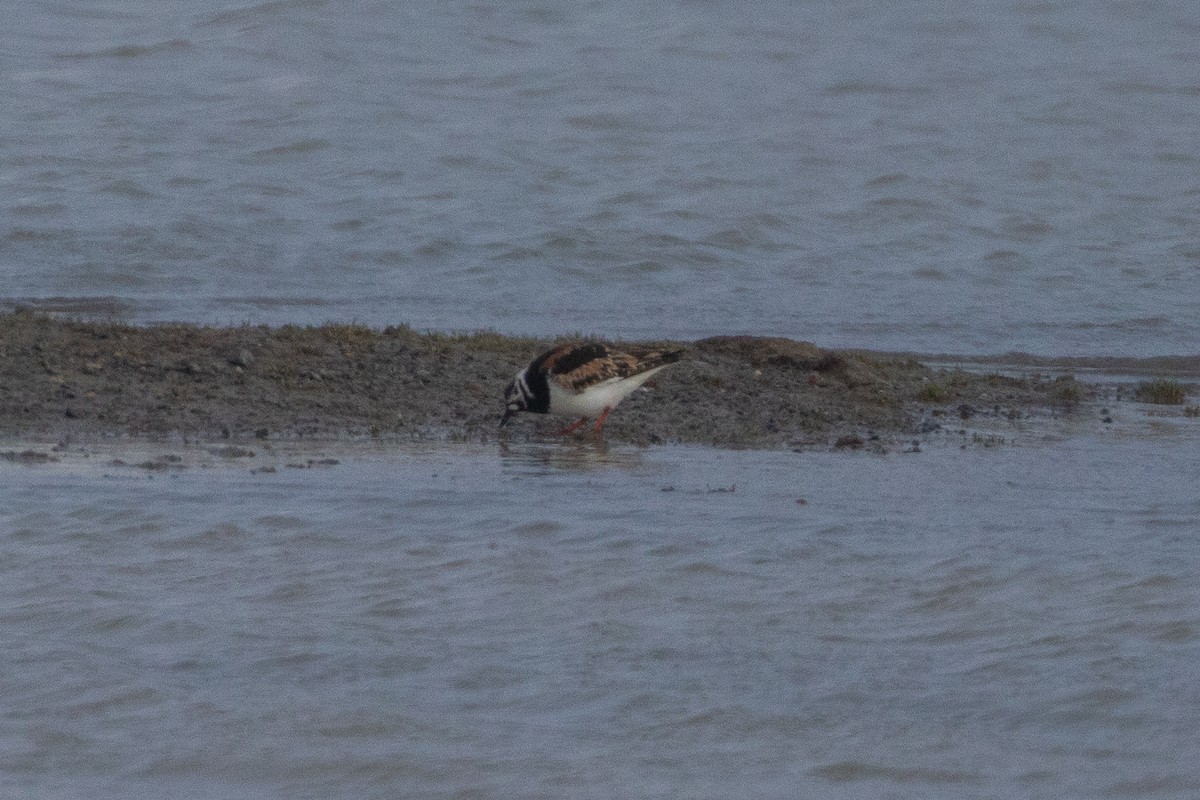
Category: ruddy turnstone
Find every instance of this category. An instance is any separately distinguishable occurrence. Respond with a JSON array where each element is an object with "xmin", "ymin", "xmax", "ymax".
[{"xmin": 500, "ymin": 342, "xmax": 684, "ymax": 434}]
